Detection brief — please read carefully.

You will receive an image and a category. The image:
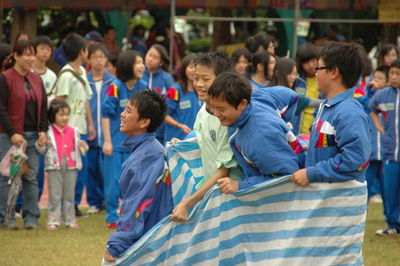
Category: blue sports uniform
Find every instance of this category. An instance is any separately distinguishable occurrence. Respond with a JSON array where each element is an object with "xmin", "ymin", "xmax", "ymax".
[
  {"xmin": 164, "ymin": 84, "xmax": 202, "ymax": 142},
  {"xmin": 101, "ymin": 78, "xmax": 147, "ymax": 223},
  {"xmin": 369, "ymin": 85, "xmax": 400, "ymax": 230},
  {"xmin": 106, "ymin": 132, "xmax": 173, "ymax": 258},
  {"xmin": 306, "ymin": 88, "xmax": 371, "ymax": 183},
  {"xmin": 86, "ymin": 71, "xmax": 115, "ymax": 209},
  {"xmin": 228, "ymin": 101, "xmax": 300, "ymax": 190}
]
